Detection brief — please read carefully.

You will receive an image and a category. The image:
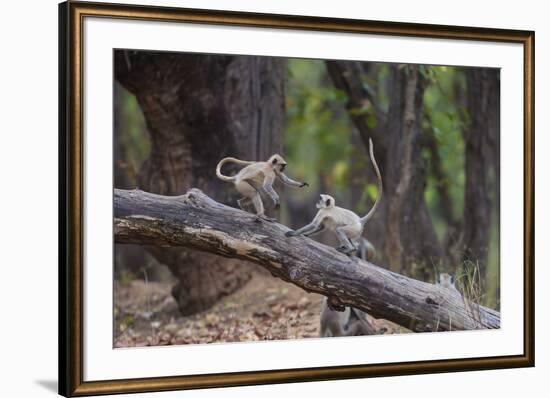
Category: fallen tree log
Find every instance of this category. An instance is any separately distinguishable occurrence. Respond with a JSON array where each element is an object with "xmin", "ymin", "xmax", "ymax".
[{"xmin": 114, "ymin": 188, "xmax": 500, "ymax": 332}]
